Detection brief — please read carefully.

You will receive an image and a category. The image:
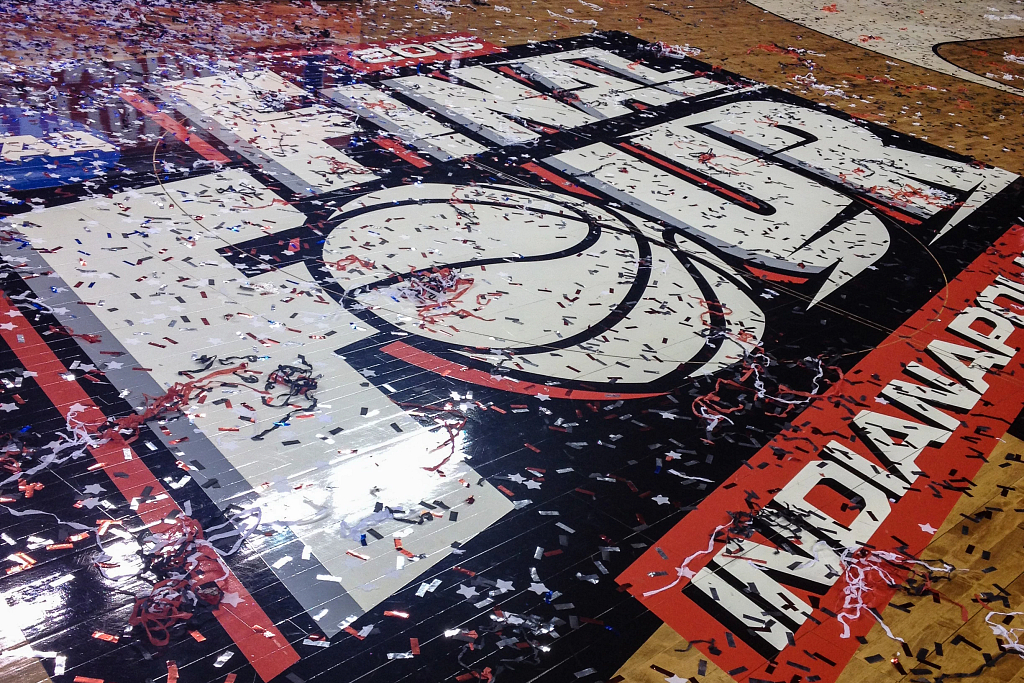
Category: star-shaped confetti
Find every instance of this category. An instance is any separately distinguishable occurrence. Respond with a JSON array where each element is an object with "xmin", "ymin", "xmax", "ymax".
[{"xmin": 220, "ymin": 592, "xmax": 244, "ymax": 607}]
